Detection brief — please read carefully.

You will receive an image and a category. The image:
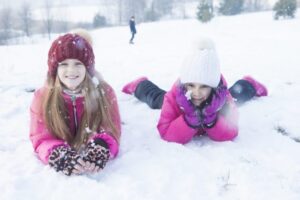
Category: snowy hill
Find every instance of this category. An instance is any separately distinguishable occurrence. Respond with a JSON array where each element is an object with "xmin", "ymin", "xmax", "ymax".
[{"xmin": 1, "ymin": 11, "xmax": 300, "ymax": 200}]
